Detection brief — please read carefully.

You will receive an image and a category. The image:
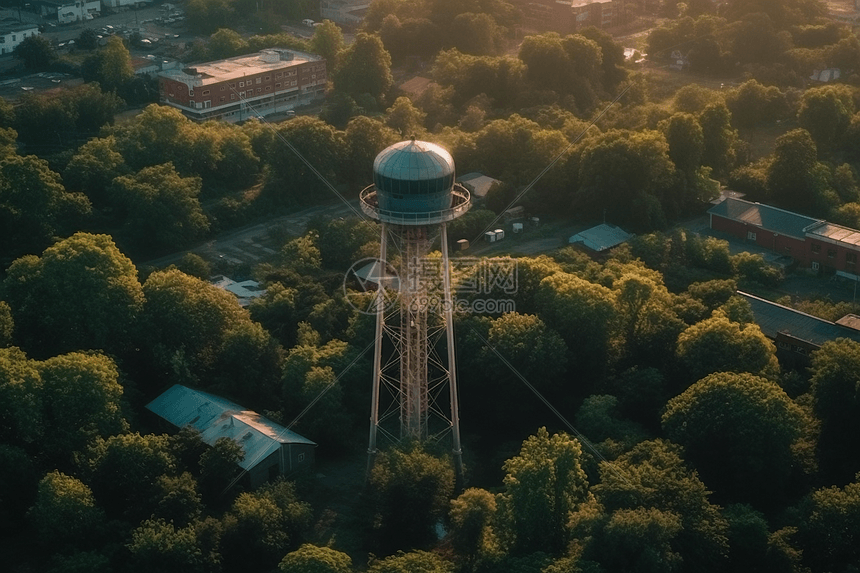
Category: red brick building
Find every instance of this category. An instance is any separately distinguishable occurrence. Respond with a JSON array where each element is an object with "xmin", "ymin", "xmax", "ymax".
[
  {"xmin": 708, "ymin": 197, "xmax": 860, "ymax": 278},
  {"xmin": 158, "ymin": 48, "xmax": 326, "ymax": 123}
]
